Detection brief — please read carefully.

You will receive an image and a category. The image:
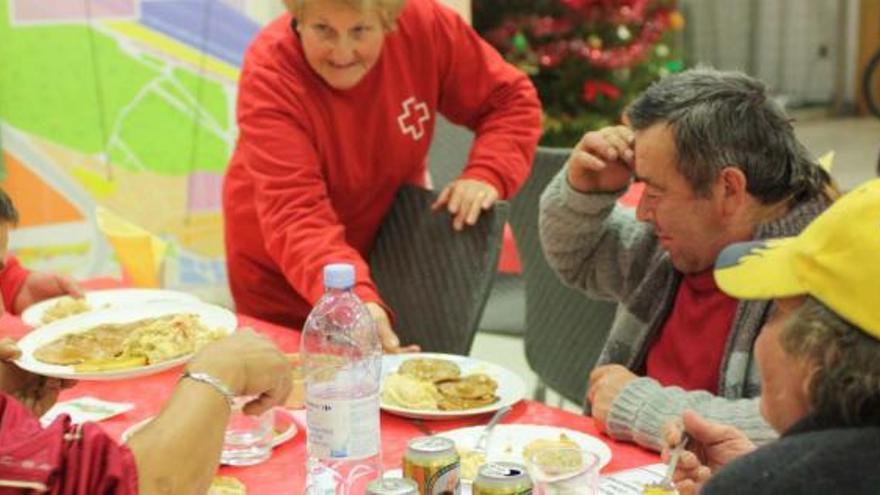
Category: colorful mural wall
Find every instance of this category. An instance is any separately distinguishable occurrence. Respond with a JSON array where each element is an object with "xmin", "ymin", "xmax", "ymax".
[
  {"xmin": 0, "ymin": 0, "xmax": 270, "ymax": 289},
  {"xmin": 0, "ymin": 0, "xmax": 470, "ymax": 292}
]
